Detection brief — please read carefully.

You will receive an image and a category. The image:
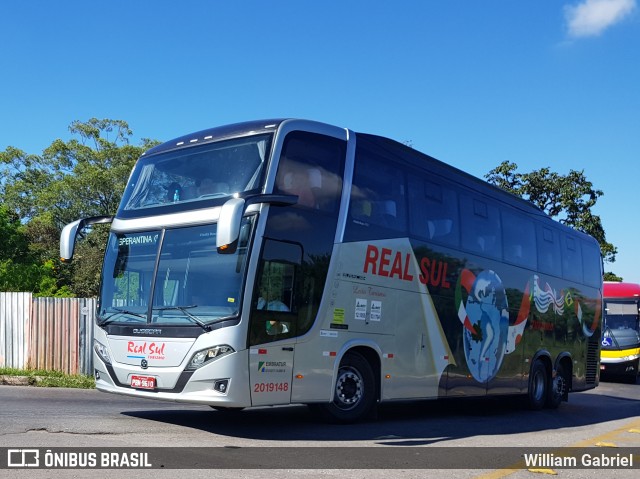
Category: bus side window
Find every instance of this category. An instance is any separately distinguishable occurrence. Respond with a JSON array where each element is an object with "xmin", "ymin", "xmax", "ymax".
[
  {"xmin": 408, "ymin": 176, "xmax": 460, "ymax": 247},
  {"xmin": 562, "ymin": 235, "xmax": 583, "ymax": 283},
  {"xmin": 276, "ymin": 156, "xmax": 318, "ymax": 208},
  {"xmin": 537, "ymin": 225, "xmax": 561, "ymax": 277},
  {"xmin": 582, "ymin": 241, "xmax": 602, "ymax": 288},
  {"xmin": 347, "ymin": 147, "xmax": 407, "ymax": 236},
  {"xmin": 461, "ymin": 195, "xmax": 501, "ymax": 259},
  {"xmin": 249, "ymin": 239, "xmax": 303, "ymax": 346},
  {"xmin": 275, "ymin": 132, "xmax": 344, "ymax": 212},
  {"xmin": 502, "ymin": 209, "xmax": 536, "ymax": 269}
]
